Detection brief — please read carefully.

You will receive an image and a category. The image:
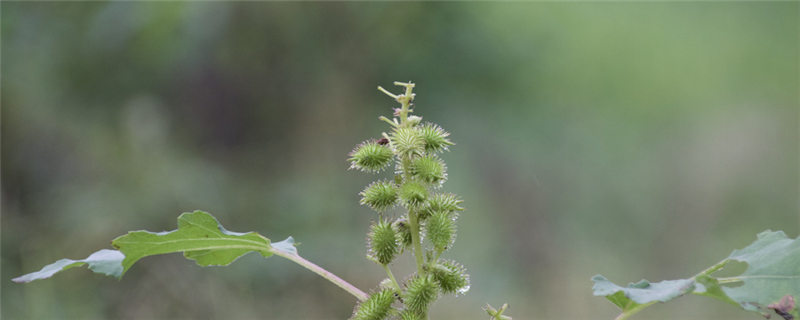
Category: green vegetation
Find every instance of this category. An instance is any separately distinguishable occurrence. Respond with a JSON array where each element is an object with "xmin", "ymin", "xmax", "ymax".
[
  {"xmin": 593, "ymin": 230, "xmax": 799, "ymax": 320},
  {"xmin": 14, "ymin": 82, "xmax": 508, "ymax": 319},
  {"xmin": 14, "ymin": 82, "xmax": 799, "ymax": 320},
  {"xmin": 3, "ymin": 3, "xmax": 796, "ymax": 318}
]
